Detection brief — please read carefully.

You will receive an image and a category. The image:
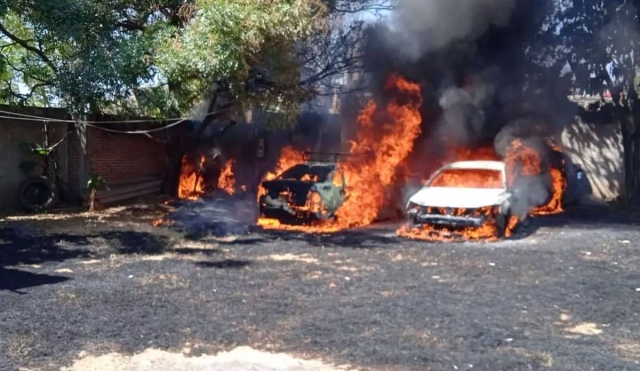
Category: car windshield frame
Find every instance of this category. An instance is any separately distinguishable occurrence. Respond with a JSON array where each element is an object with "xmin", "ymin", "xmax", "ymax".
[
  {"xmin": 277, "ymin": 164, "xmax": 333, "ymax": 182},
  {"xmin": 425, "ymin": 167, "xmax": 507, "ymax": 189}
]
